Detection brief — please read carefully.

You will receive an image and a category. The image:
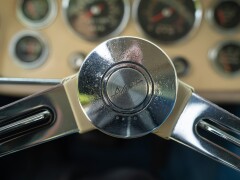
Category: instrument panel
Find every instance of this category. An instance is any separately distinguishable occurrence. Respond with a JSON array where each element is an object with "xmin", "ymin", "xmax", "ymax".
[{"xmin": 0, "ymin": 0, "xmax": 240, "ymax": 102}]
